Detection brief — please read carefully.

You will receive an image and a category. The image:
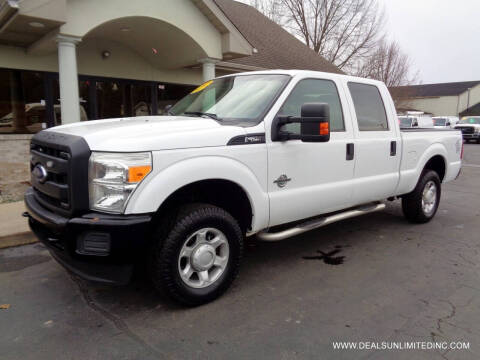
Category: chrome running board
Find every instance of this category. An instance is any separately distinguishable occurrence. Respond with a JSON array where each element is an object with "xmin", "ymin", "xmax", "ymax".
[{"xmin": 256, "ymin": 202, "xmax": 386, "ymax": 242}]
